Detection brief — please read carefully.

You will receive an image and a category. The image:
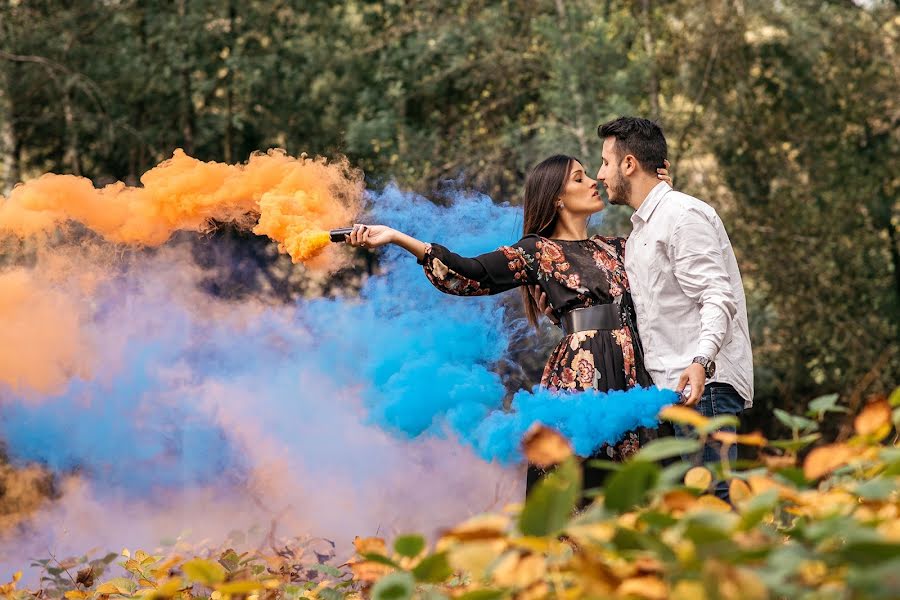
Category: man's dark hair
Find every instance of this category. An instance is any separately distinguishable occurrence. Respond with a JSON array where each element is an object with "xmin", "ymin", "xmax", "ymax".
[{"xmin": 597, "ymin": 117, "xmax": 667, "ymax": 173}]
